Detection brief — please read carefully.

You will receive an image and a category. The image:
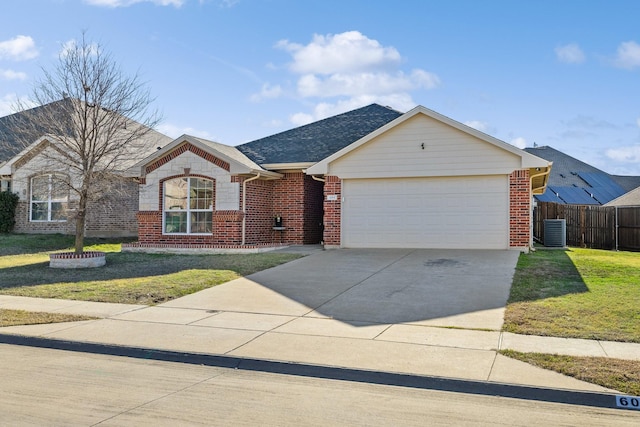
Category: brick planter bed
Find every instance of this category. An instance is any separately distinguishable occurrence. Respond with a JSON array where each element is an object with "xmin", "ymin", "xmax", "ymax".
[
  {"xmin": 122, "ymin": 242, "xmax": 287, "ymax": 255},
  {"xmin": 49, "ymin": 251, "xmax": 106, "ymax": 269}
]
